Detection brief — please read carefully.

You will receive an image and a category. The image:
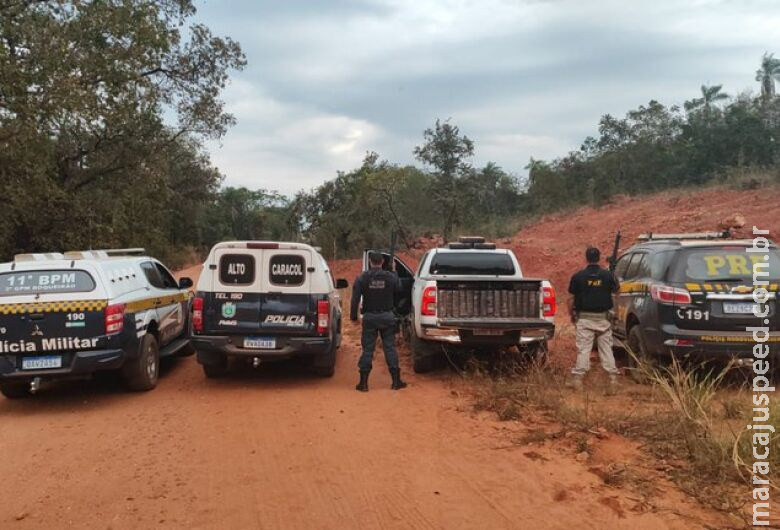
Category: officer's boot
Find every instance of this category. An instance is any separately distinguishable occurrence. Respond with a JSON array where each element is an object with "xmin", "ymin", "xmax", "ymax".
[
  {"xmin": 565, "ymin": 374, "xmax": 584, "ymax": 391},
  {"xmin": 355, "ymin": 370, "xmax": 370, "ymax": 392},
  {"xmin": 606, "ymin": 374, "xmax": 619, "ymax": 396},
  {"xmin": 390, "ymin": 368, "xmax": 407, "ymax": 390}
]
